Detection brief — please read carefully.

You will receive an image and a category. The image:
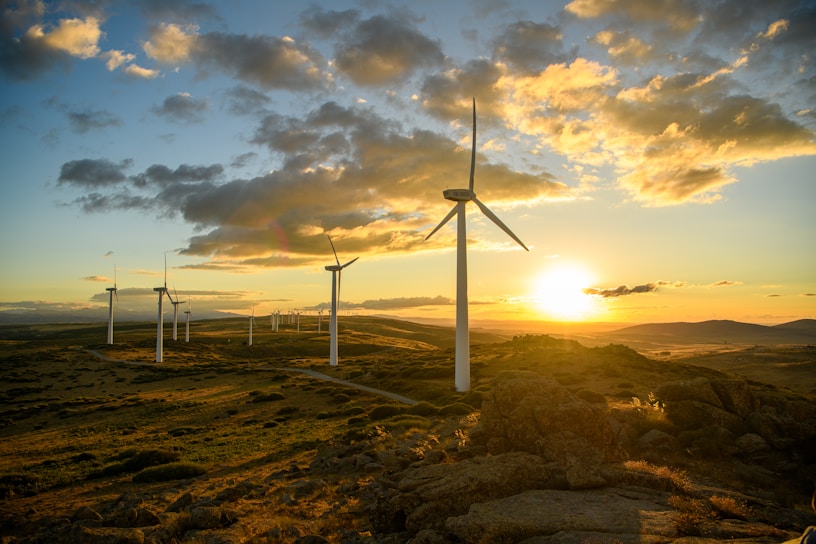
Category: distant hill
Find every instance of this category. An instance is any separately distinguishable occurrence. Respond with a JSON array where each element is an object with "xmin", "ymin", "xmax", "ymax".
[{"xmin": 609, "ymin": 319, "xmax": 816, "ymax": 345}]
